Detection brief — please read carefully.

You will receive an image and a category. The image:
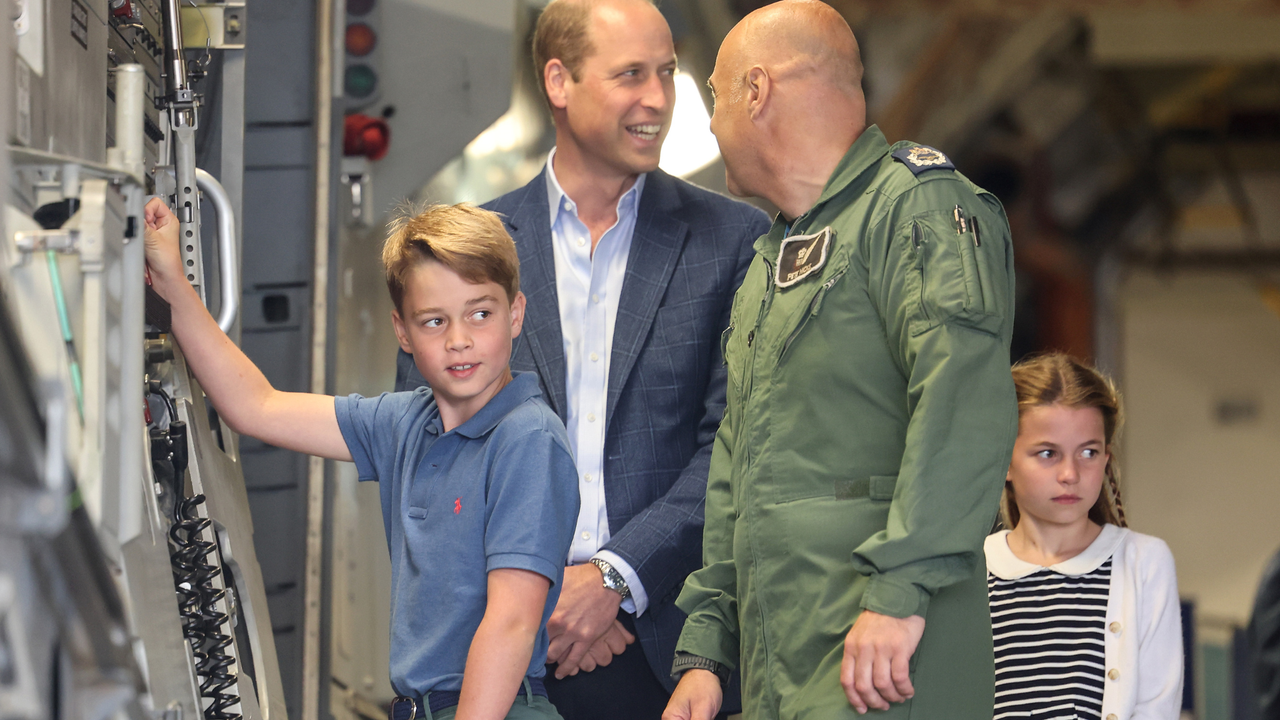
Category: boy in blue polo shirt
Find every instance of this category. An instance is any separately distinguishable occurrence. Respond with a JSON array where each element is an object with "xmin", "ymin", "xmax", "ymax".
[{"xmin": 142, "ymin": 198, "xmax": 578, "ymax": 720}]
